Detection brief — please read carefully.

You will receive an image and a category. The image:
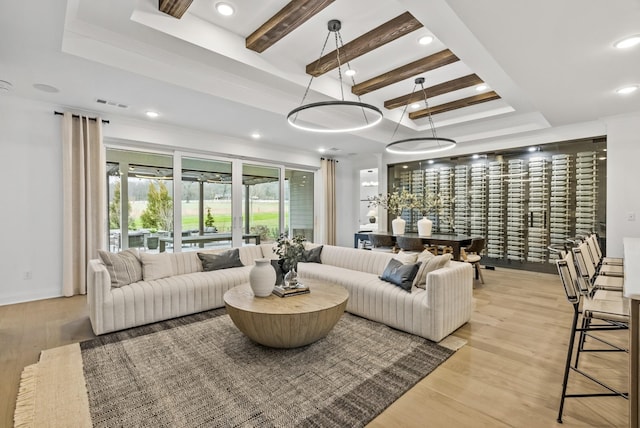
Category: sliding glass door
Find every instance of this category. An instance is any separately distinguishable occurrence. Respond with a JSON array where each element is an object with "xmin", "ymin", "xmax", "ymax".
[
  {"xmin": 106, "ymin": 149, "xmax": 174, "ymax": 252},
  {"xmin": 106, "ymin": 149, "xmax": 315, "ymax": 252},
  {"xmin": 285, "ymin": 168, "xmax": 314, "ymax": 242},
  {"xmin": 181, "ymin": 157, "xmax": 233, "ymax": 250},
  {"xmin": 242, "ymin": 164, "xmax": 281, "ymax": 244}
]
